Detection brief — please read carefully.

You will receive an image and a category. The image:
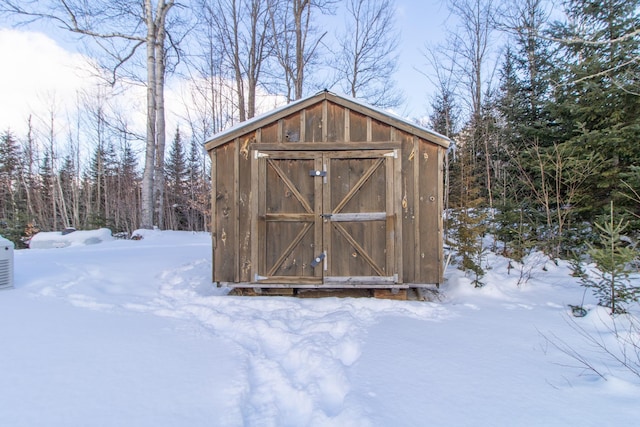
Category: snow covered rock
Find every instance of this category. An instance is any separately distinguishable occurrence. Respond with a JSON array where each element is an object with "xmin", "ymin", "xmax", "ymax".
[{"xmin": 28, "ymin": 228, "xmax": 114, "ymax": 249}]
